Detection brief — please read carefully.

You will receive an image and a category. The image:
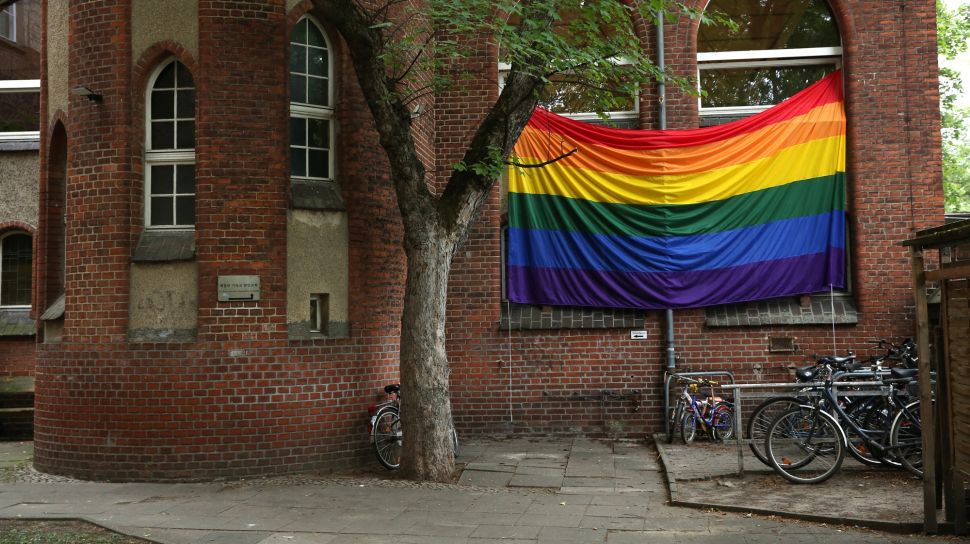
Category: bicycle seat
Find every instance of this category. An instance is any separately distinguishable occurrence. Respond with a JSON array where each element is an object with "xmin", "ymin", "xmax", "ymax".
[
  {"xmin": 843, "ymin": 361, "xmax": 864, "ymax": 372},
  {"xmin": 795, "ymin": 365, "xmax": 818, "ymax": 382},
  {"xmin": 384, "ymin": 384, "xmax": 401, "ymax": 394},
  {"xmin": 888, "ymin": 368, "xmax": 918, "ymax": 382}
]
